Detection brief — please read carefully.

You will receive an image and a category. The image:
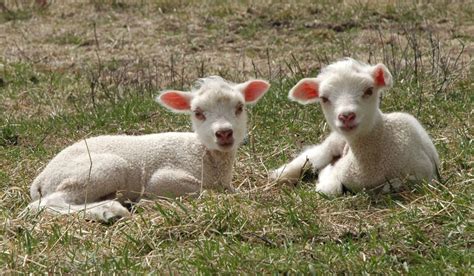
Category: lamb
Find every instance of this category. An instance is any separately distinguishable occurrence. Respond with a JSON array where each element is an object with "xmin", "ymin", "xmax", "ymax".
[
  {"xmin": 27, "ymin": 76, "xmax": 270, "ymax": 222},
  {"xmin": 270, "ymin": 58, "xmax": 439, "ymax": 195}
]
